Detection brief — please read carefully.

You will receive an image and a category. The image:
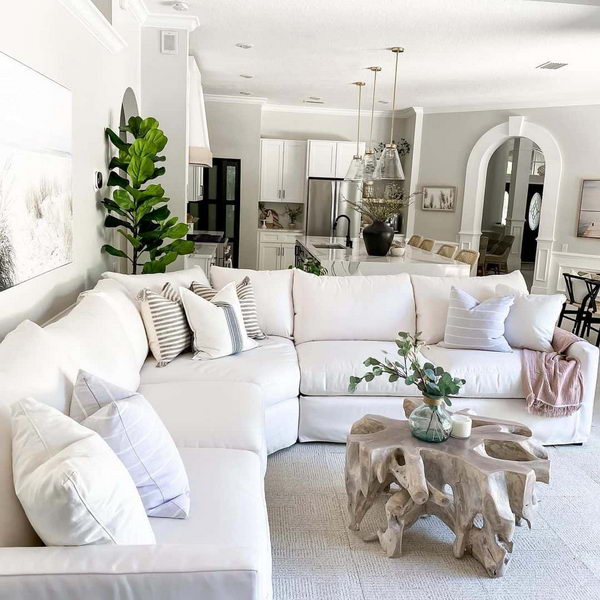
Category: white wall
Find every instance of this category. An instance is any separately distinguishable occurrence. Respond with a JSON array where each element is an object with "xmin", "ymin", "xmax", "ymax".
[
  {"xmin": 205, "ymin": 100, "xmax": 262, "ymax": 268},
  {"xmin": 0, "ymin": 0, "xmax": 141, "ymax": 338},
  {"xmin": 415, "ymin": 104, "xmax": 600, "ymax": 257}
]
